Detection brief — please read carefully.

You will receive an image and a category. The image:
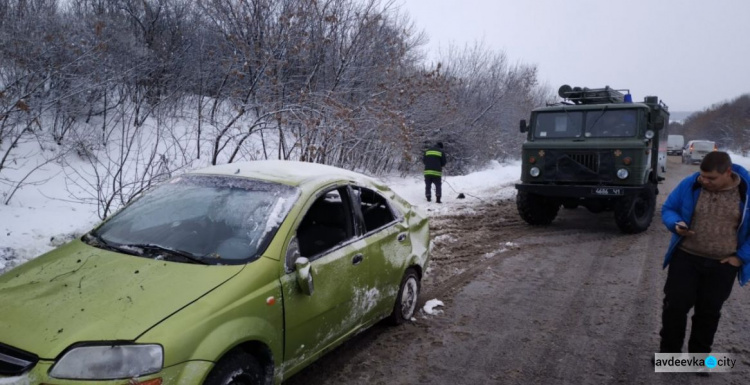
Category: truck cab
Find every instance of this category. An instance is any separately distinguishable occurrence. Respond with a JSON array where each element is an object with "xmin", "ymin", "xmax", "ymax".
[{"xmin": 515, "ymin": 85, "xmax": 670, "ymax": 233}]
